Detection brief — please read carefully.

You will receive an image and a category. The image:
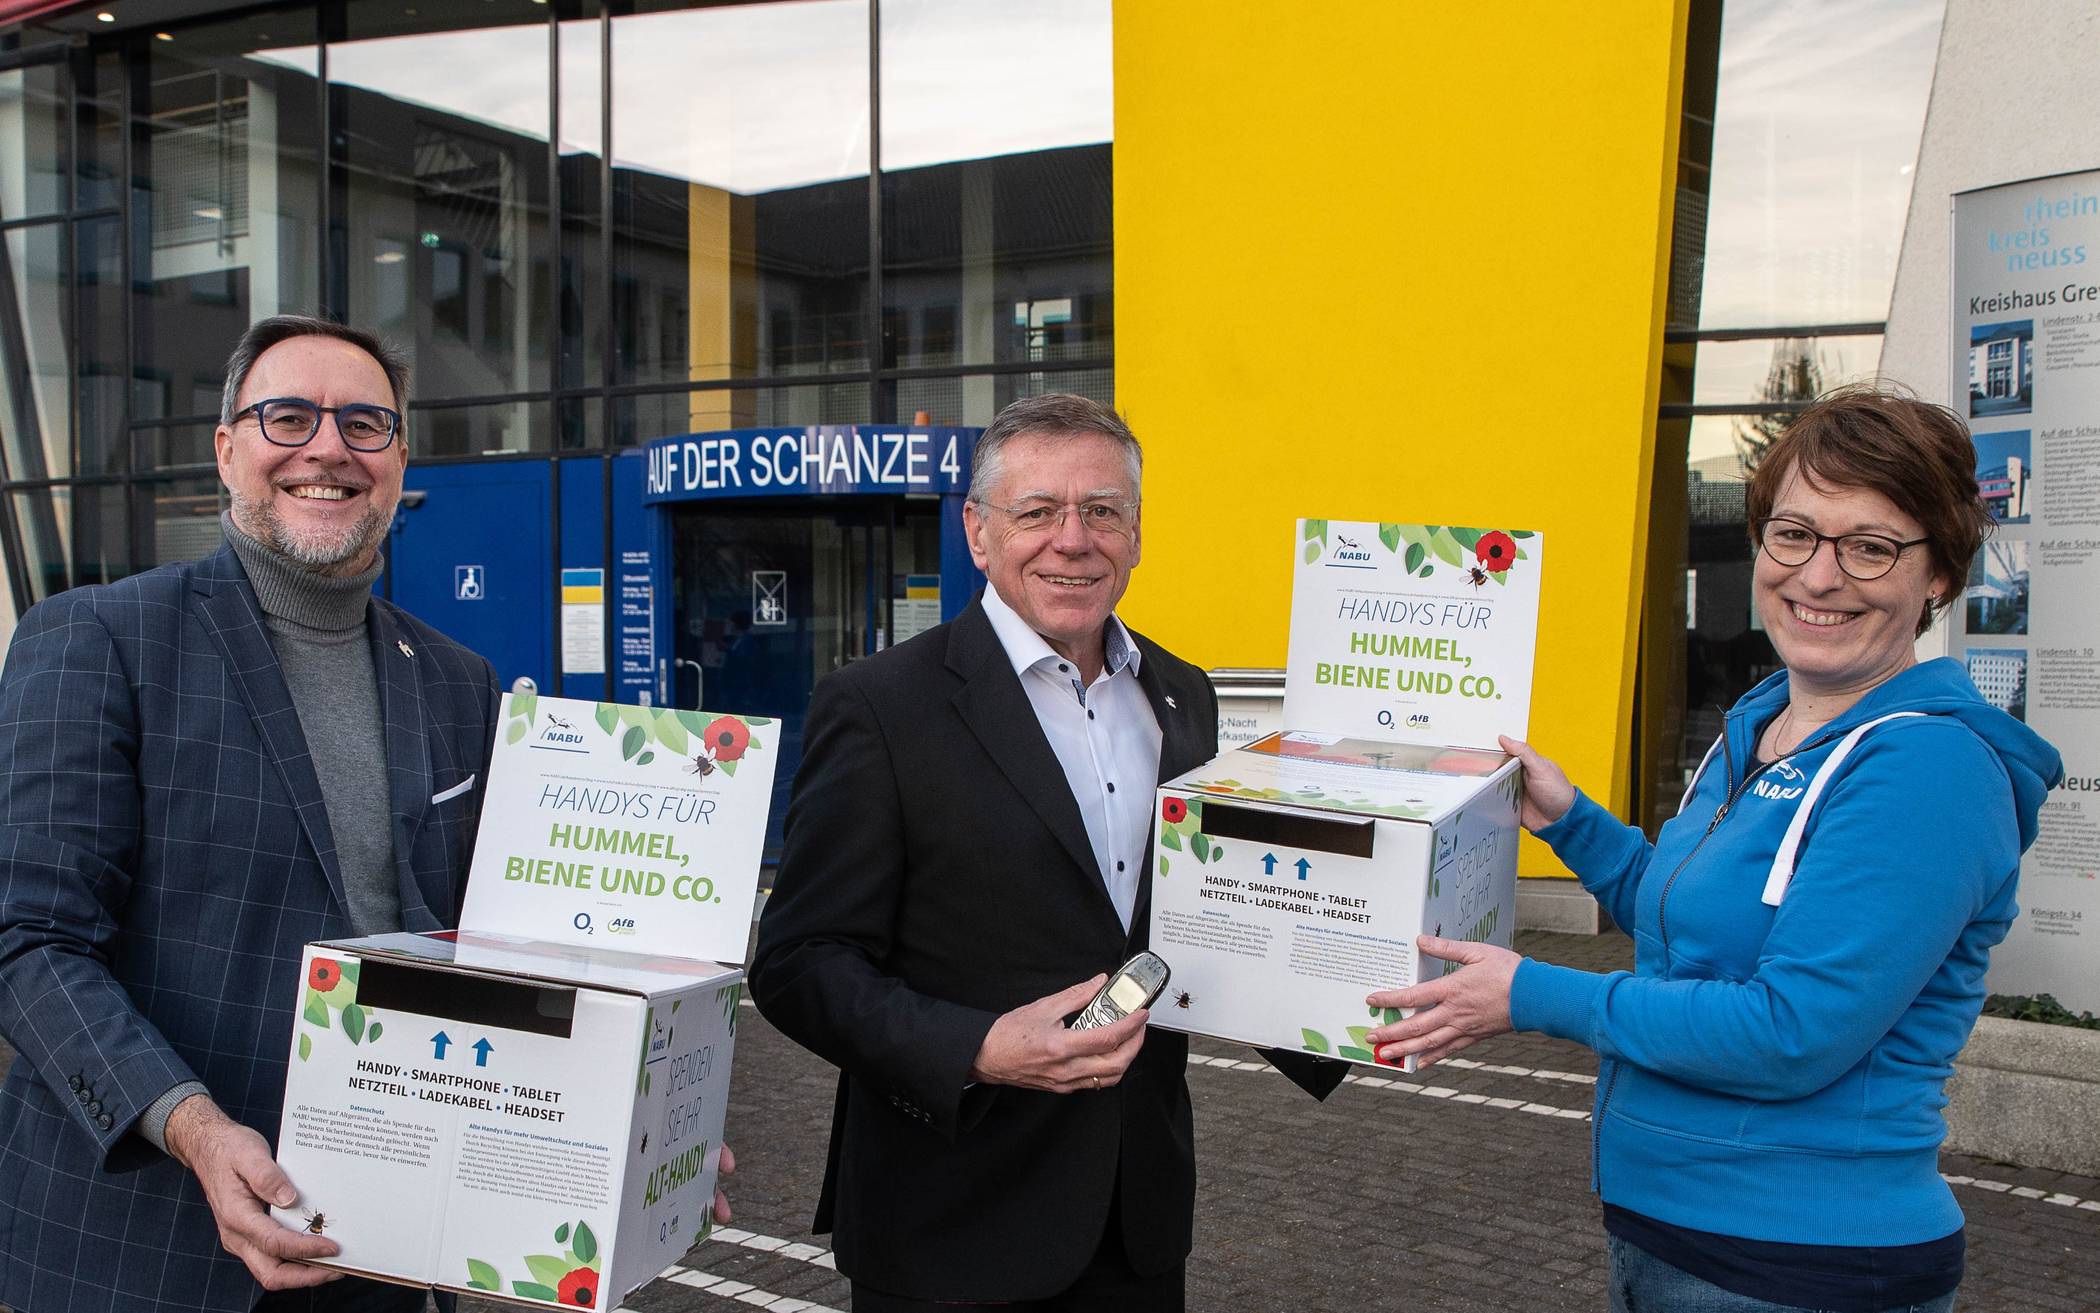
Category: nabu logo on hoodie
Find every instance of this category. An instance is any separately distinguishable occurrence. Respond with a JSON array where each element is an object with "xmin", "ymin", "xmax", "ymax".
[{"xmin": 1750, "ymin": 758, "xmax": 1806, "ymax": 801}]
